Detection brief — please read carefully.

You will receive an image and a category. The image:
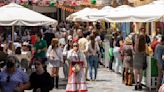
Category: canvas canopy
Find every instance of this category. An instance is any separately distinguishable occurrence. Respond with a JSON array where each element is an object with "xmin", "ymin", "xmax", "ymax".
[
  {"xmin": 0, "ymin": 3, "xmax": 57, "ymax": 26},
  {"xmin": 104, "ymin": 5, "xmax": 134, "ymax": 22},
  {"xmin": 131, "ymin": 3, "xmax": 164, "ymax": 22},
  {"xmin": 67, "ymin": 0, "xmax": 164, "ymax": 22},
  {"xmin": 88, "ymin": 6, "xmax": 113, "ymax": 21},
  {"xmin": 66, "ymin": 8, "xmax": 98, "ymax": 22}
]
